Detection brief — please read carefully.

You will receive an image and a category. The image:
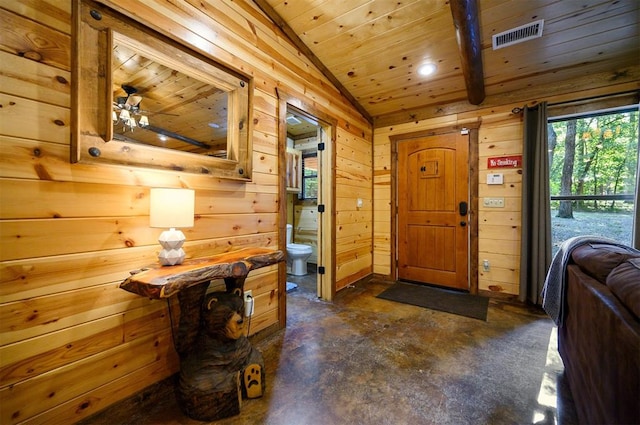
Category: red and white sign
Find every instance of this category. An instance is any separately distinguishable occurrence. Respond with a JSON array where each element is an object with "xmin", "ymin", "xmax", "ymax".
[{"xmin": 488, "ymin": 155, "xmax": 522, "ymax": 169}]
